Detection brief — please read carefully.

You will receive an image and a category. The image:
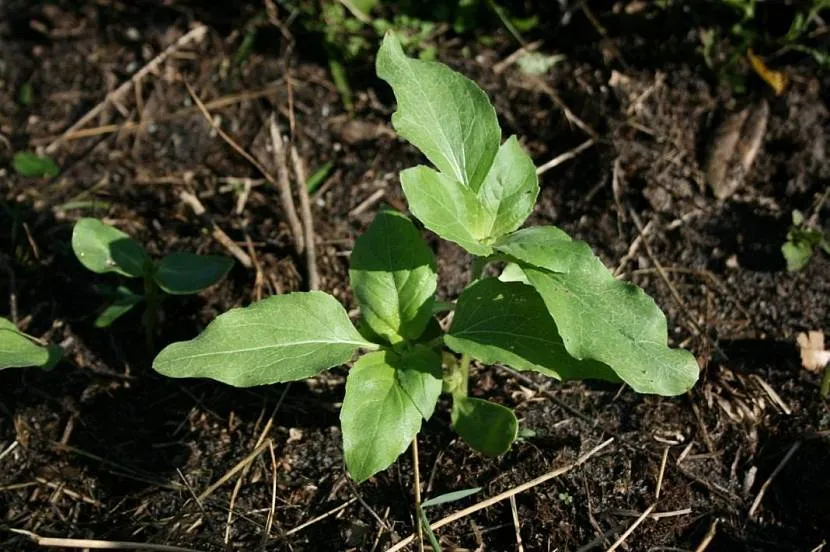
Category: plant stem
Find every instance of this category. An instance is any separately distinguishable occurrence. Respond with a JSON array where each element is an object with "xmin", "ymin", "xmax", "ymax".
[
  {"xmin": 457, "ymin": 353, "xmax": 470, "ymax": 398},
  {"xmin": 143, "ymin": 275, "xmax": 158, "ymax": 351},
  {"xmin": 821, "ymin": 364, "xmax": 830, "ymax": 398}
]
